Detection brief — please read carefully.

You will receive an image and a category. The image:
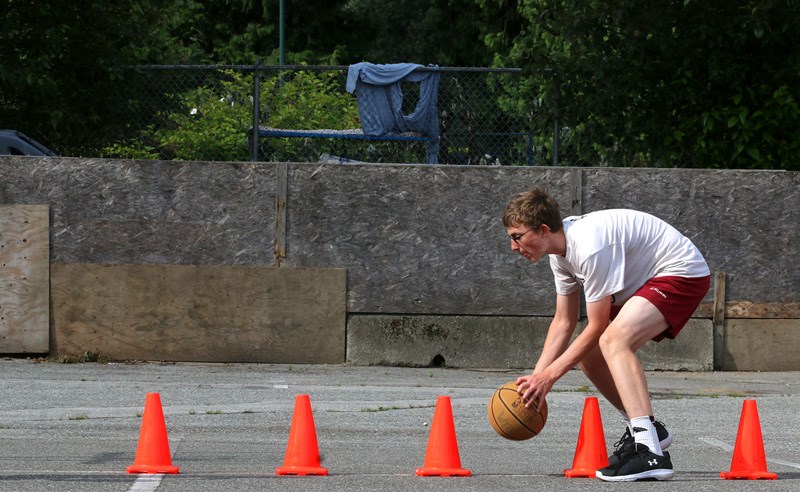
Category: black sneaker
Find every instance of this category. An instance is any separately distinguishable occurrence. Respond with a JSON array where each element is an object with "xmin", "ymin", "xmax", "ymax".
[
  {"xmin": 597, "ymin": 443, "xmax": 675, "ymax": 481},
  {"xmin": 607, "ymin": 421, "xmax": 672, "ymax": 469}
]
